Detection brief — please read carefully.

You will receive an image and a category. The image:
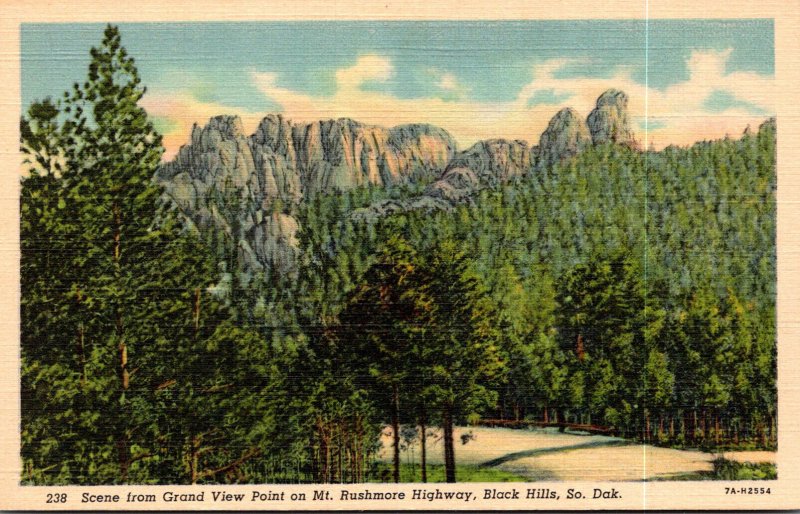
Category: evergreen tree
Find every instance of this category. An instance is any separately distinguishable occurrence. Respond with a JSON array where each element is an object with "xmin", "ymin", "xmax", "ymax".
[
  {"xmin": 21, "ymin": 25, "xmax": 270, "ymax": 484},
  {"xmin": 412, "ymin": 239, "xmax": 503, "ymax": 482}
]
